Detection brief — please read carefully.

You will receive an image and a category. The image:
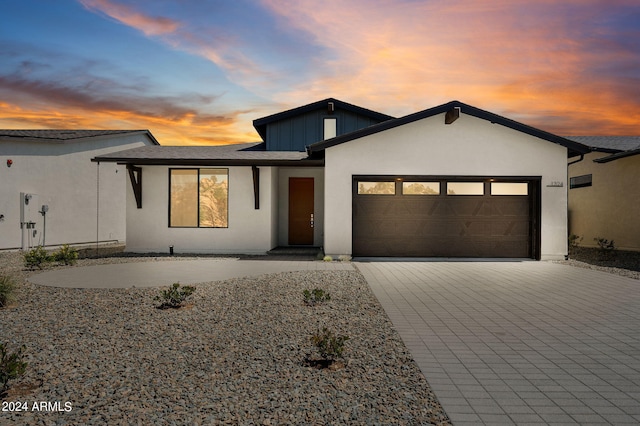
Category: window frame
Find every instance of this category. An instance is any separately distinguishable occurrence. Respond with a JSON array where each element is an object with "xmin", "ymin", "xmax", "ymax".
[
  {"xmin": 569, "ymin": 174, "xmax": 592, "ymax": 189},
  {"xmin": 168, "ymin": 168, "xmax": 229, "ymax": 228},
  {"xmin": 323, "ymin": 117, "xmax": 337, "ymax": 140},
  {"xmin": 401, "ymin": 181, "xmax": 441, "ymax": 195}
]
